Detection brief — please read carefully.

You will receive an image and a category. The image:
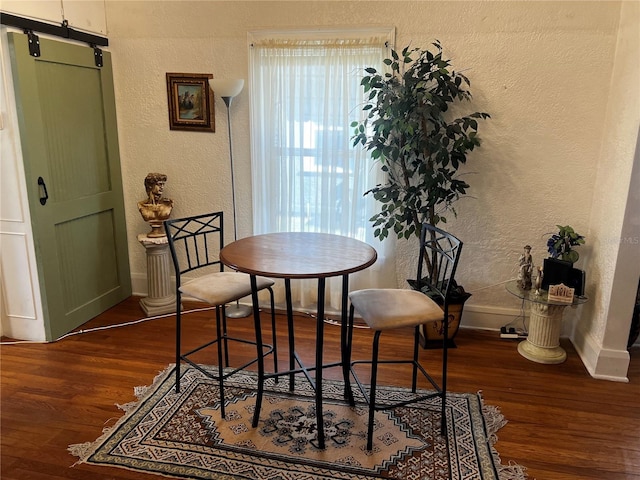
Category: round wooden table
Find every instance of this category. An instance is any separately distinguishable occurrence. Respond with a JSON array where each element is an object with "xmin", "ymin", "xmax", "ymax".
[
  {"xmin": 220, "ymin": 232, "xmax": 377, "ymax": 449},
  {"xmin": 220, "ymin": 232, "xmax": 377, "ymax": 279}
]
